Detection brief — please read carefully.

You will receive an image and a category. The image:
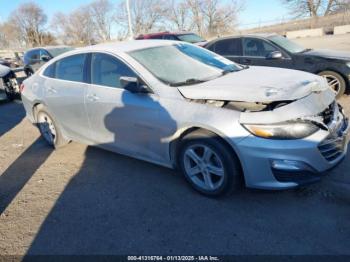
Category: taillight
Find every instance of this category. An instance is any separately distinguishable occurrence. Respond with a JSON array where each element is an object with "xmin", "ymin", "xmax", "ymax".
[{"xmin": 19, "ymin": 83, "xmax": 25, "ymax": 93}]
